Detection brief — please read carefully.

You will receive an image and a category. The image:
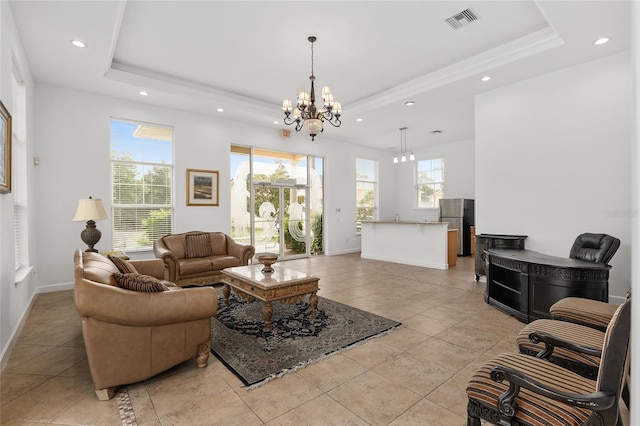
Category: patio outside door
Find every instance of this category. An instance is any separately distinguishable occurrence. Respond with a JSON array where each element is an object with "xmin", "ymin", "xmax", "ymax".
[
  {"xmin": 230, "ymin": 146, "xmax": 324, "ymax": 262},
  {"xmin": 252, "ymin": 183, "xmax": 309, "ymax": 260}
]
